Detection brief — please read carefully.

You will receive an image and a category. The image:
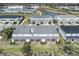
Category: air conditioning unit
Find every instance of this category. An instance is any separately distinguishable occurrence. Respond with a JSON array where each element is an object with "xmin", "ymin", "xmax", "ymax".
[{"xmin": 31, "ymin": 28, "xmax": 34, "ymax": 33}]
